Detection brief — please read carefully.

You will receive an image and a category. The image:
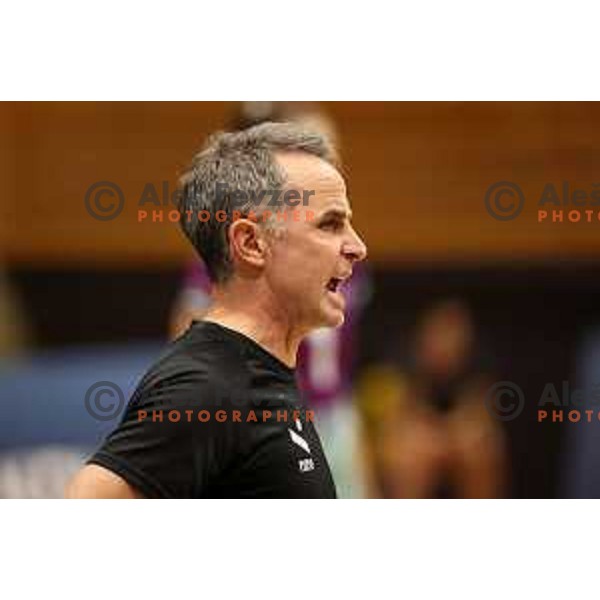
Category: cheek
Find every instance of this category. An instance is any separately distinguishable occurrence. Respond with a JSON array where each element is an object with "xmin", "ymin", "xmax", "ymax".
[
  {"xmin": 266, "ymin": 246, "xmax": 311, "ymax": 292},
  {"xmin": 268, "ymin": 232, "xmax": 339, "ymax": 286},
  {"xmin": 271, "ymin": 231, "xmax": 320, "ymax": 269},
  {"xmin": 271, "ymin": 245, "xmax": 308, "ymax": 276}
]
